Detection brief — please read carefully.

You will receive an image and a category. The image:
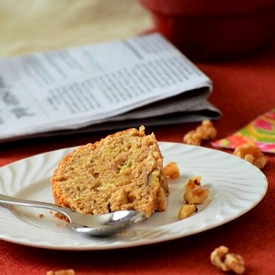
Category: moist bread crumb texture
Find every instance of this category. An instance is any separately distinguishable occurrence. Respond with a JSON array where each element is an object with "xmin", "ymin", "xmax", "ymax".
[{"xmin": 51, "ymin": 126, "xmax": 169, "ymax": 217}]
